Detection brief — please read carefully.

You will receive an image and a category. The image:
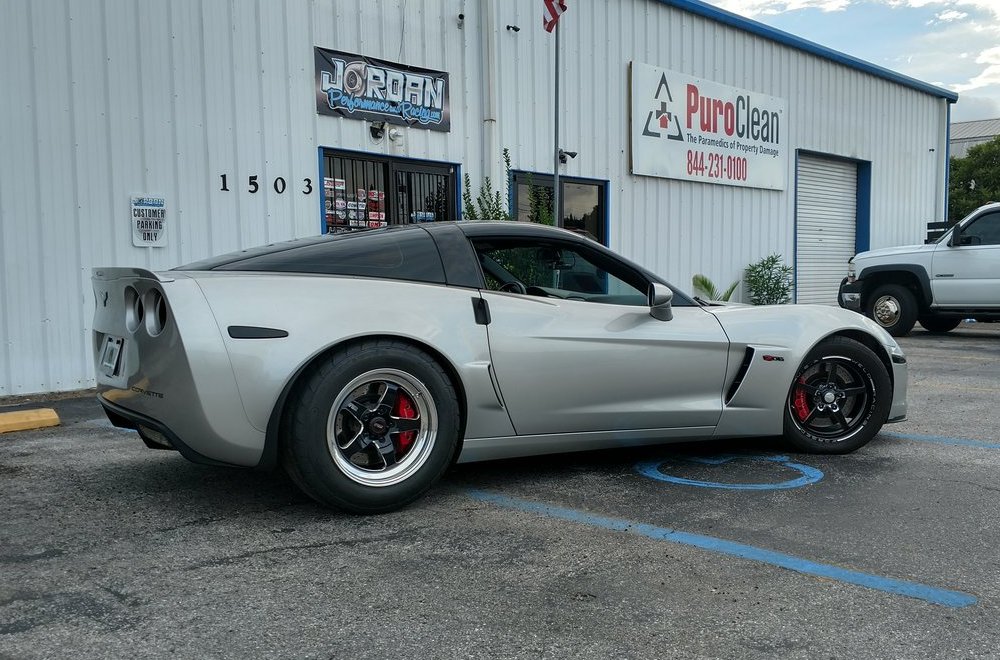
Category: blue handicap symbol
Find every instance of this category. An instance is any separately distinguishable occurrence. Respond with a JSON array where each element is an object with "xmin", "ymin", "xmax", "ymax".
[{"xmin": 634, "ymin": 453, "xmax": 824, "ymax": 490}]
